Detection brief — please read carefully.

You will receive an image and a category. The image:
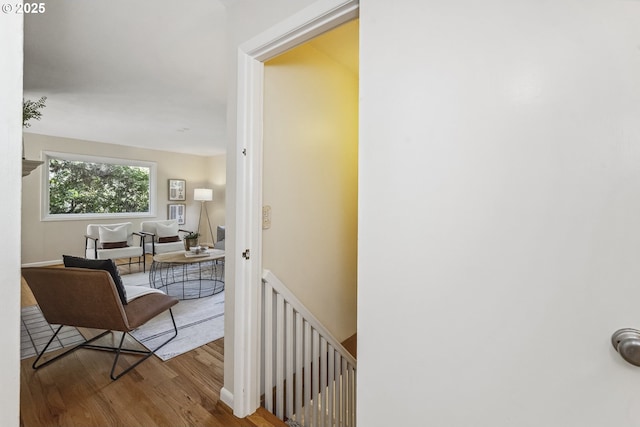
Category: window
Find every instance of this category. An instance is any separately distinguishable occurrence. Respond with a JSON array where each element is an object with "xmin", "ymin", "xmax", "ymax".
[{"xmin": 42, "ymin": 151, "xmax": 157, "ymax": 221}]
